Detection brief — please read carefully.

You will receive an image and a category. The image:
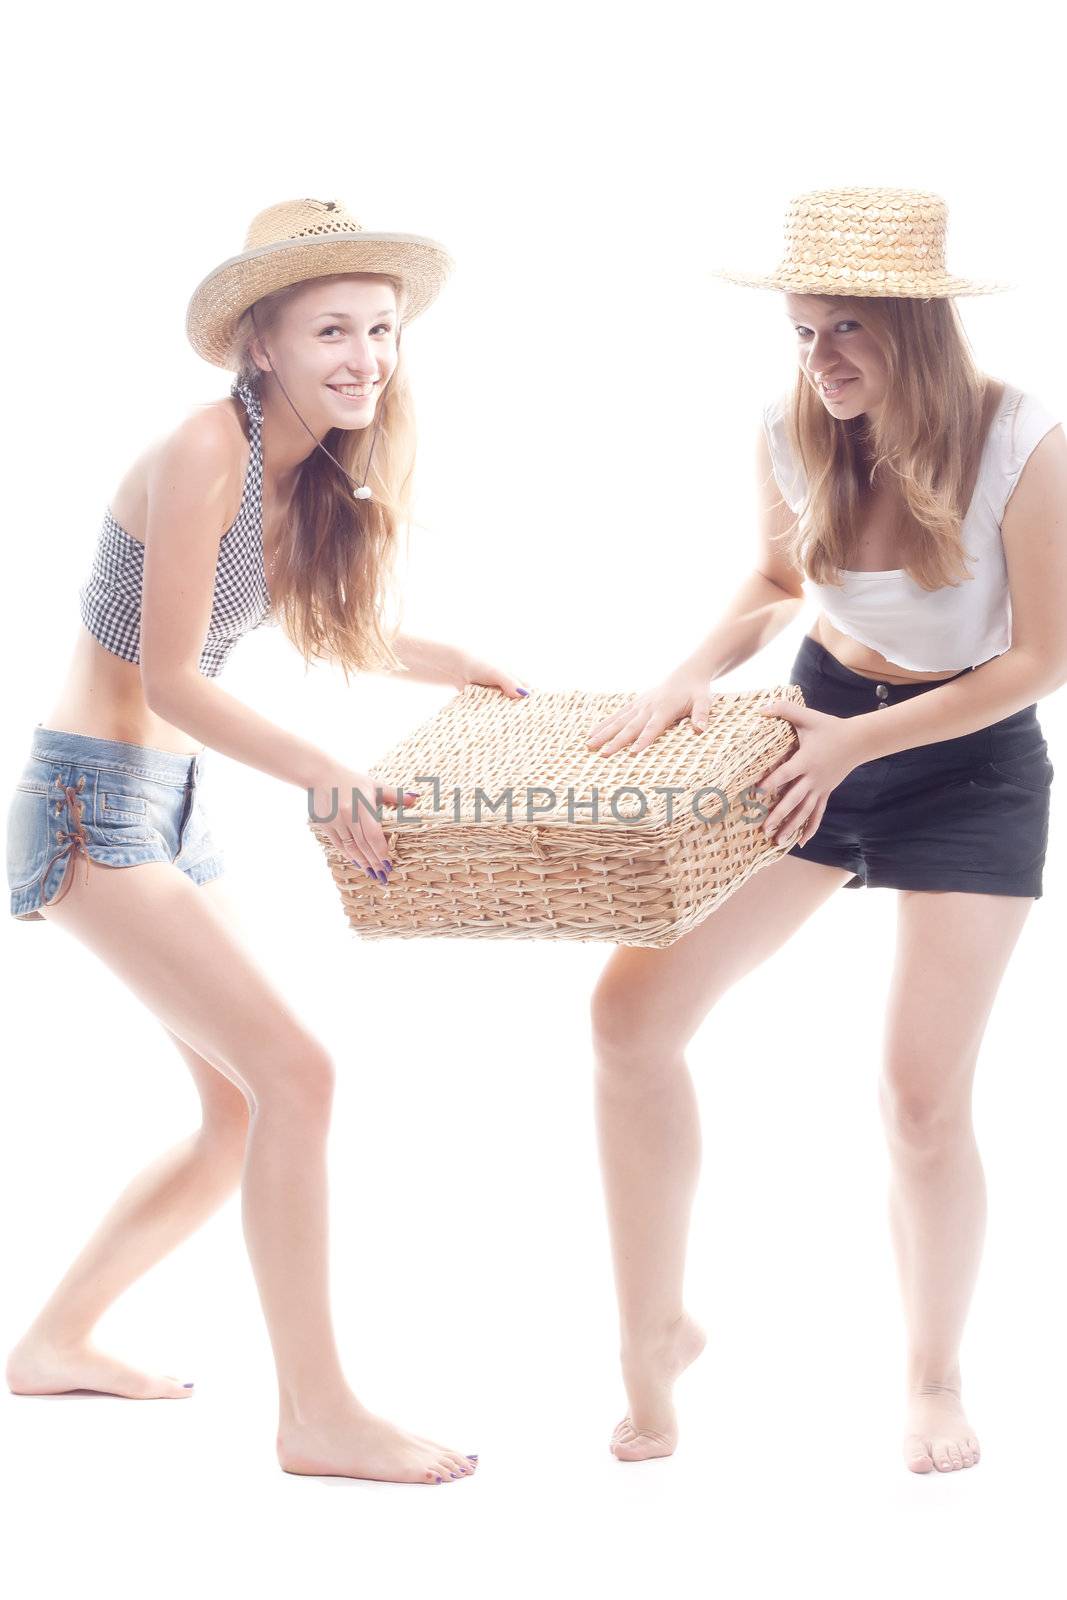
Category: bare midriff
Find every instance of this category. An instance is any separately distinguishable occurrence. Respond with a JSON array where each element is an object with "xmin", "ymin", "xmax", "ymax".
[
  {"xmin": 803, "ymin": 613, "xmax": 965, "ymax": 685},
  {"xmin": 40, "ymin": 628, "xmax": 206, "ymax": 755}
]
